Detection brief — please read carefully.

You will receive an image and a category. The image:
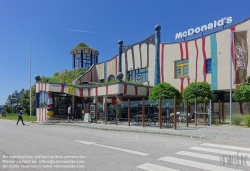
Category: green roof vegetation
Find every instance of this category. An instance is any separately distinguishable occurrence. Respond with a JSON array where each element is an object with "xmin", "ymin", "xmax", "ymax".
[
  {"xmin": 75, "ymin": 43, "xmax": 90, "ymax": 49},
  {"xmin": 40, "ymin": 68, "xmax": 87, "ymax": 85}
]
